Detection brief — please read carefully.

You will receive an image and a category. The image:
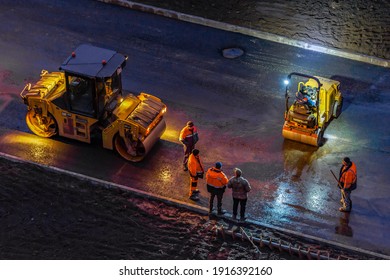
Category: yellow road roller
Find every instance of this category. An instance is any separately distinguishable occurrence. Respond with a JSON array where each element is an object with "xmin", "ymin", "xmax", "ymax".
[
  {"xmin": 20, "ymin": 44, "xmax": 167, "ymax": 161},
  {"xmin": 282, "ymin": 72, "xmax": 342, "ymax": 146}
]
